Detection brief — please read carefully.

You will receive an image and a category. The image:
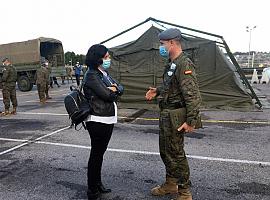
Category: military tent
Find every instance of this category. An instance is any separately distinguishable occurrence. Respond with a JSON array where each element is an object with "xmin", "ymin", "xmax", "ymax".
[{"xmin": 102, "ymin": 18, "xmax": 260, "ymax": 110}]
